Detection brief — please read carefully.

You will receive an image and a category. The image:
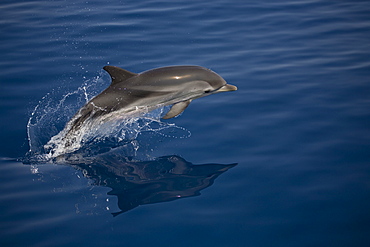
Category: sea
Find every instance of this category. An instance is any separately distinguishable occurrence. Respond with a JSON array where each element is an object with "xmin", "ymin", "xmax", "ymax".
[{"xmin": 1, "ymin": 0, "xmax": 370, "ymax": 246}]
